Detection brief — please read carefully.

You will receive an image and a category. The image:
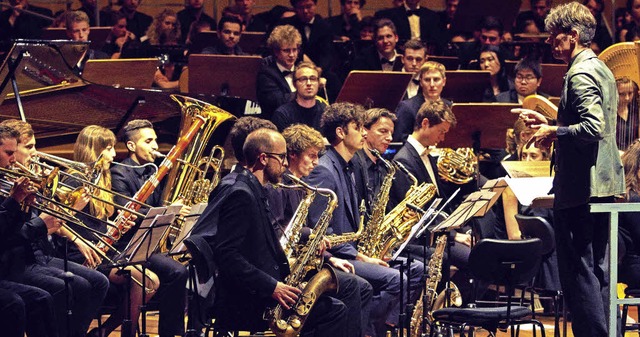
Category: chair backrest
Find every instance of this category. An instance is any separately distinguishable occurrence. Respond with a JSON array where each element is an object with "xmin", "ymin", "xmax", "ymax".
[
  {"xmin": 515, "ymin": 214, "xmax": 555, "ymax": 255},
  {"xmin": 468, "ymin": 238, "xmax": 543, "ymax": 287}
]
